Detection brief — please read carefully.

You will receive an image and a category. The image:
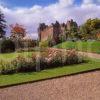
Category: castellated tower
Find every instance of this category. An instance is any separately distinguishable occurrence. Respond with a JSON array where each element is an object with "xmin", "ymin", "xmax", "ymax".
[
  {"xmin": 38, "ymin": 21, "xmax": 63, "ymax": 42},
  {"xmin": 38, "ymin": 19, "xmax": 78, "ymax": 42}
]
